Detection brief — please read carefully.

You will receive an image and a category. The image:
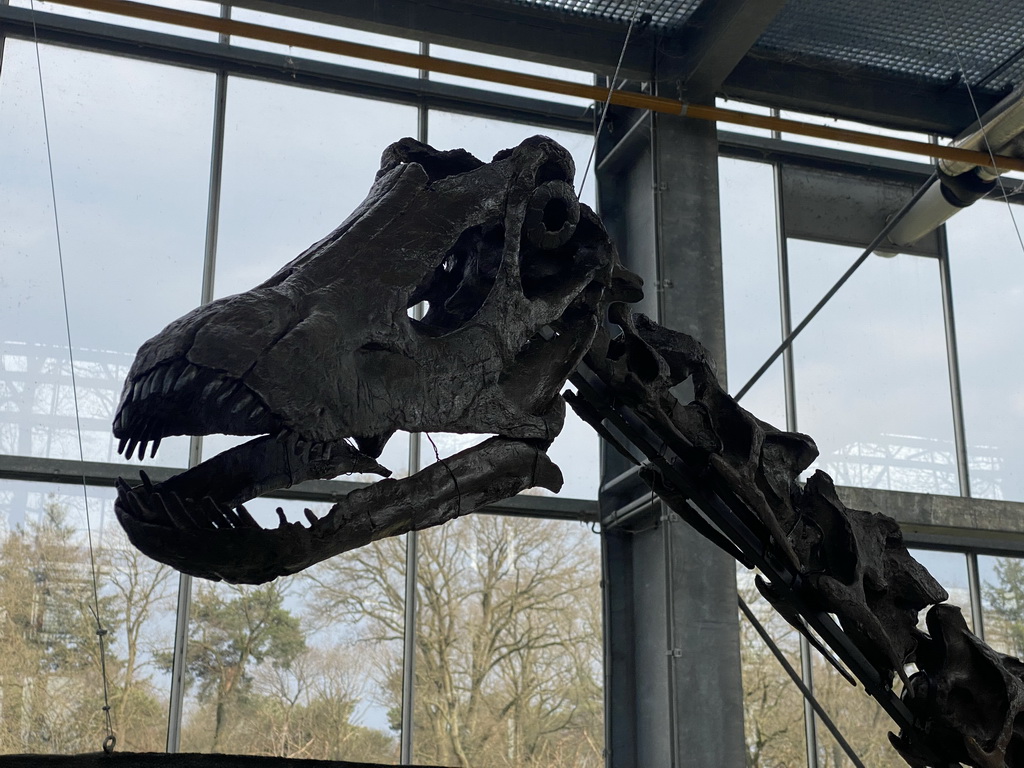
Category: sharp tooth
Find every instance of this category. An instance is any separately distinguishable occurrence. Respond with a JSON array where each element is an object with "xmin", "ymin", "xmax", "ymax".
[
  {"xmin": 249, "ymin": 404, "xmax": 265, "ymax": 421},
  {"xmin": 234, "ymin": 504, "xmax": 259, "ymax": 529},
  {"xmin": 293, "ymin": 438, "xmax": 306, "ymax": 457},
  {"xmin": 201, "ymin": 497, "xmax": 229, "ymax": 529},
  {"xmin": 309, "ymin": 442, "xmax": 323, "ymax": 461},
  {"xmin": 201, "ymin": 379, "xmax": 221, "ymax": 401},
  {"xmin": 137, "ymin": 440, "xmax": 149, "ymax": 461},
  {"xmin": 231, "ymin": 392, "xmax": 255, "ymax": 415},
  {"xmin": 150, "ymin": 437, "xmax": 161, "ymax": 459},
  {"xmin": 139, "ymin": 469, "xmax": 154, "ymax": 493},
  {"xmin": 276, "ymin": 507, "xmax": 288, "ymax": 528},
  {"xmin": 125, "ymin": 438, "xmax": 139, "ymax": 460},
  {"xmin": 304, "ymin": 508, "xmax": 318, "ymax": 525},
  {"xmin": 215, "ymin": 383, "xmax": 238, "ymax": 409},
  {"xmin": 130, "ymin": 379, "xmax": 144, "ymax": 404},
  {"xmin": 140, "ymin": 372, "xmax": 156, "ymax": 400},
  {"xmin": 166, "ymin": 491, "xmax": 201, "ymax": 529},
  {"xmin": 173, "ymin": 363, "xmax": 199, "ymax": 393},
  {"xmin": 150, "ymin": 368, "xmax": 168, "ymax": 399},
  {"xmin": 149, "ymin": 493, "xmax": 174, "ymax": 525},
  {"xmin": 117, "ymin": 437, "xmax": 127, "ymax": 455},
  {"xmin": 276, "ymin": 428, "xmax": 290, "ymax": 442},
  {"xmin": 300, "ymin": 441, "xmax": 312, "ymax": 464},
  {"xmin": 322, "ymin": 442, "xmax": 333, "ymax": 461}
]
